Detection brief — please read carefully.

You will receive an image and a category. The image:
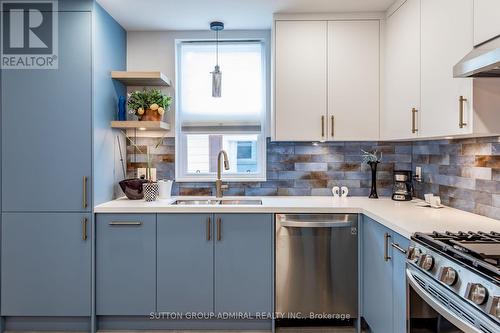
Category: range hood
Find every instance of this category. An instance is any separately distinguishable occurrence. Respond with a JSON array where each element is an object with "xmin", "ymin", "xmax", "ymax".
[{"xmin": 453, "ymin": 37, "xmax": 500, "ymax": 77}]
